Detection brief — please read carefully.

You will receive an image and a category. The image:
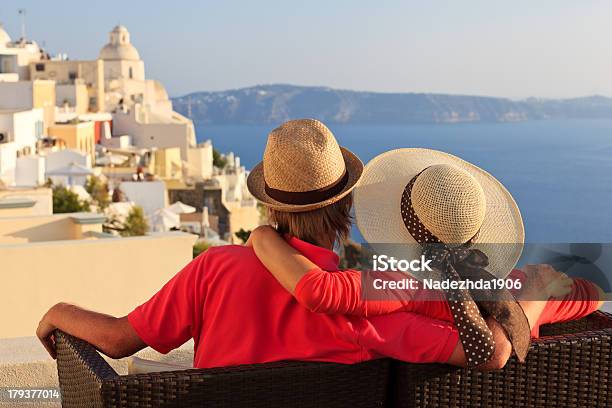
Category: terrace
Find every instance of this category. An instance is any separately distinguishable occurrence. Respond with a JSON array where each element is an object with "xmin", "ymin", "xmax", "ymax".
[{"xmin": 0, "ymin": 208, "xmax": 197, "ymax": 407}]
